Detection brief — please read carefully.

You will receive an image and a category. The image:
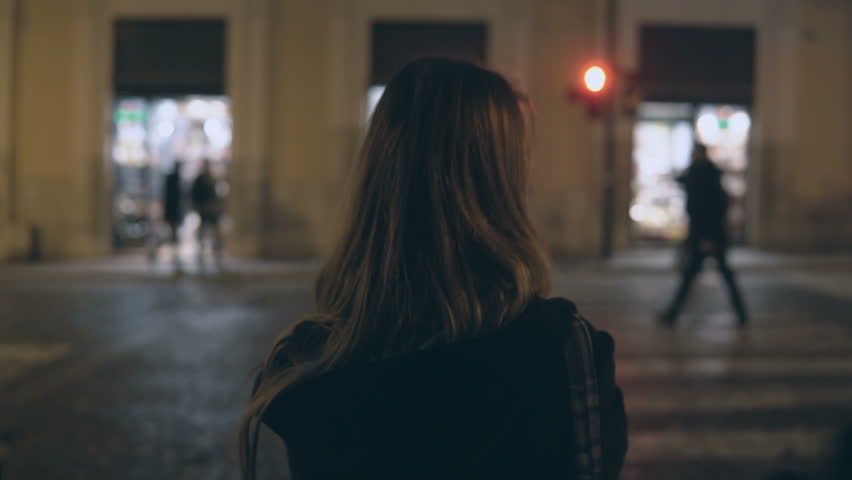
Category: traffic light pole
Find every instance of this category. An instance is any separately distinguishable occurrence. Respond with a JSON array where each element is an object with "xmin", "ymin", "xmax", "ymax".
[{"xmin": 600, "ymin": 0, "xmax": 618, "ymax": 259}]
